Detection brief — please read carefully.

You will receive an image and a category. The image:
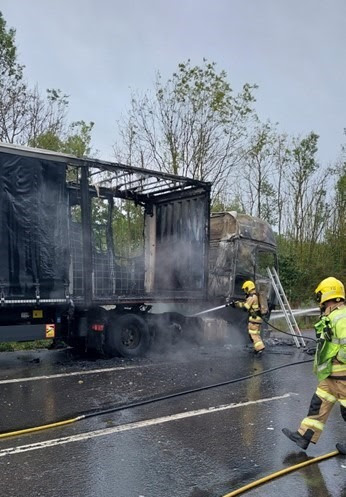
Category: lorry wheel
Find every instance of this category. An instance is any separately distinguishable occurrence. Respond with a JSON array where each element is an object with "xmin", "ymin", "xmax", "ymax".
[{"xmin": 106, "ymin": 313, "xmax": 150, "ymax": 358}]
